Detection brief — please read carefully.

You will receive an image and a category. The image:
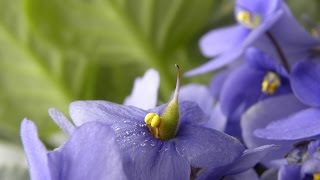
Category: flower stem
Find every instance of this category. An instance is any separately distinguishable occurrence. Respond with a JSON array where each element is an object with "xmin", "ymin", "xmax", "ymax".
[{"xmin": 266, "ymin": 31, "xmax": 290, "ymax": 72}]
